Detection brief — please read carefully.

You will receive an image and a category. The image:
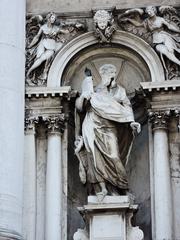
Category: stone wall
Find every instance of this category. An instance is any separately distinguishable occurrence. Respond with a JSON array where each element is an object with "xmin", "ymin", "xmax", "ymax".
[{"xmin": 27, "ymin": 0, "xmax": 180, "ymax": 13}]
